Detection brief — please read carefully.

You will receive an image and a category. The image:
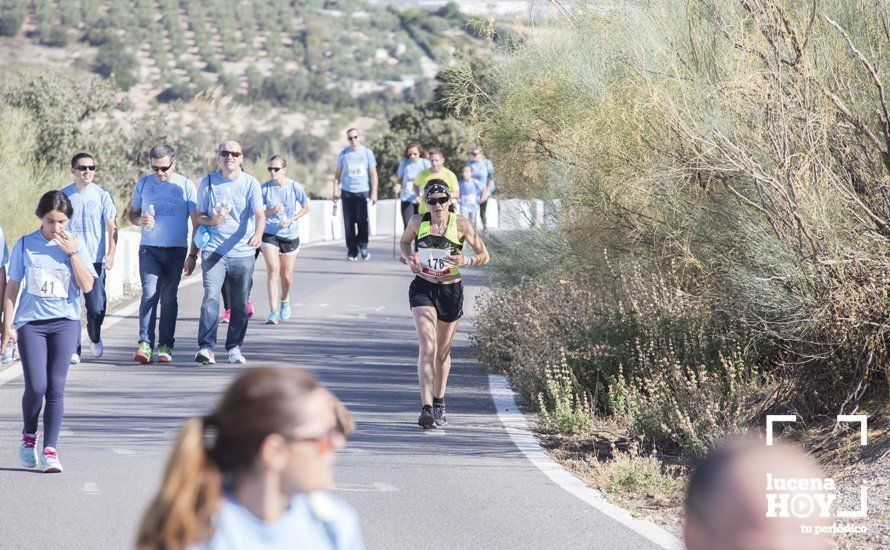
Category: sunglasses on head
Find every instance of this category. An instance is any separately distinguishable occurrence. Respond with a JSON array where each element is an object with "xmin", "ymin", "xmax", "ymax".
[
  {"xmin": 76, "ymin": 165, "xmax": 97, "ymax": 172},
  {"xmin": 268, "ymin": 167, "xmax": 283, "ymax": 172},
  {"xmin": 151, "ymin": 165, "xmax": 172, "ymax": 173},
  {"xmin": 426, "ymin": 196, "xmax": 450, "ymax": 206},
  {"xmin": 219, "ymin": 150, "xmax": 241, "ymax": 158}
]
